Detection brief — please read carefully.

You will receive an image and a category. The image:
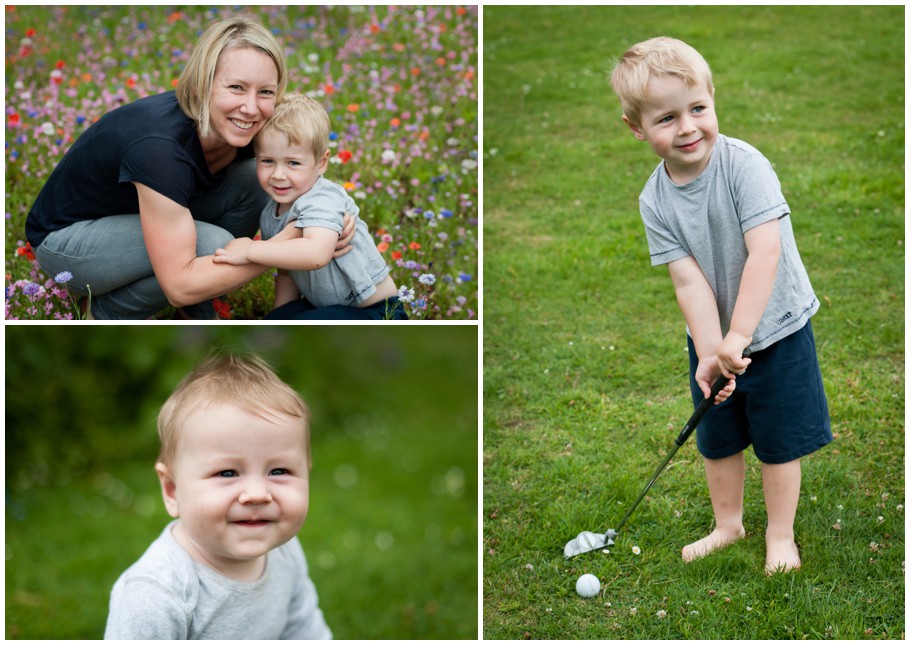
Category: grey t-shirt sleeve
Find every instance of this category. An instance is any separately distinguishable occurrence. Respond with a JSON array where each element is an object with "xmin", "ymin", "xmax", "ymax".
[
  {"xmin": 280, "ymin": 544, "xmax": 332, "ymax": 639},
  {"xmin": 103, "ymin": 576, "xmax": 189, "ymax": 639},
  {"xmin": 730, "ymin": 150, "xmax": 790, "ymax": 233}
]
